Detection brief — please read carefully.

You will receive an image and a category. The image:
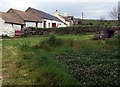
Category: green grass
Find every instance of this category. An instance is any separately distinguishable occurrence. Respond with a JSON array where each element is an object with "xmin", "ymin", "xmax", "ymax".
[
  {"xmin": 83, "ymin": 19, "xmax": 119, "ymax": 26},
  {"xmin": 53, "ymin": 49, "xmax": 119, "ymax": 85},
  {"xmin": 2, "ymin": 34, "xmax": 119, "ymax": 85}
]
